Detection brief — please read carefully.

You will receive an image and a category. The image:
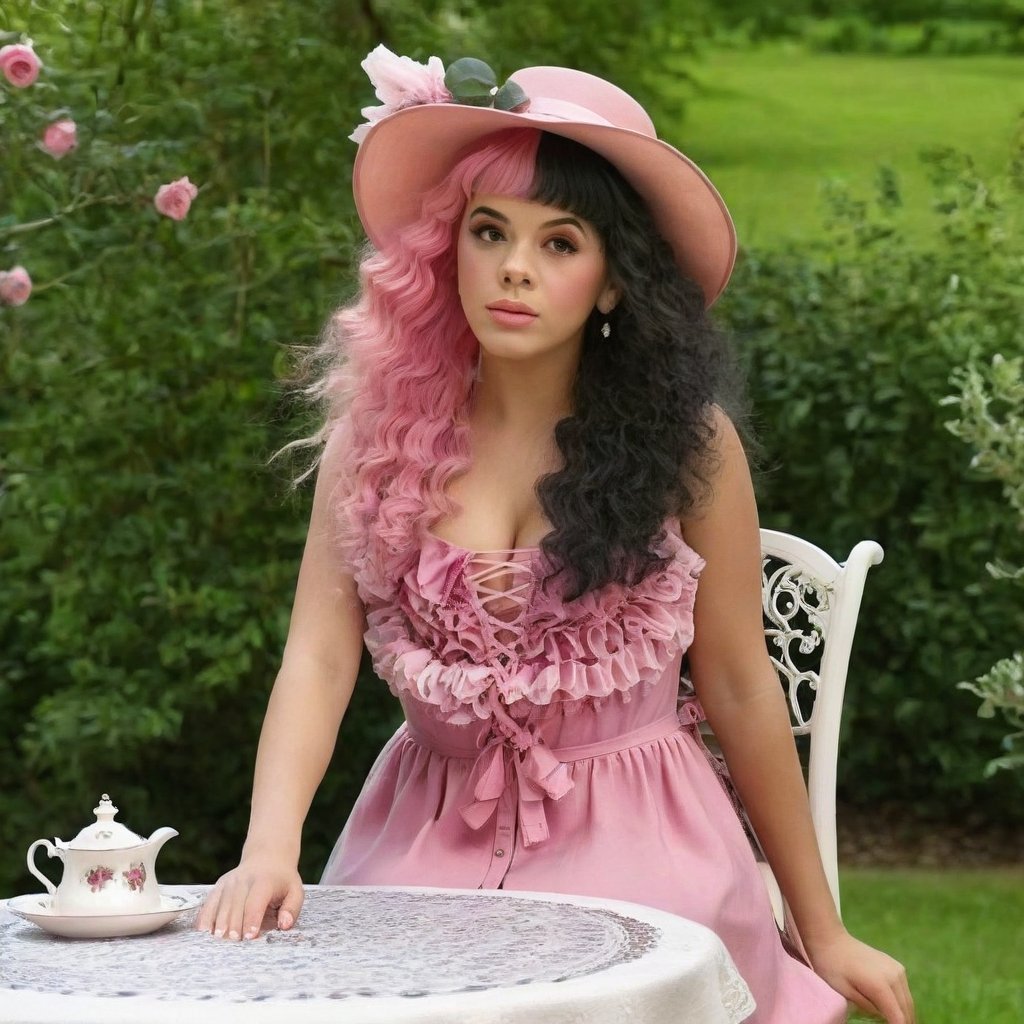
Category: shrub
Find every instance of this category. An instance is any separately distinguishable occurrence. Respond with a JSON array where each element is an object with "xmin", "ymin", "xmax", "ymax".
[
  {"xmin": 944, "ymin": 354, "xmax": 1024, "ymax": 775},
  {"xmin": 0, "ymin": 0, "xmax": 387, "ymax": 895},
  {"xmin": 715, "ymin": 141, "xmax": 1024, "ymax": 824},
  {"xmin": 706, "ymin": 4, "xmax": 1024, "ymax": 55}
]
